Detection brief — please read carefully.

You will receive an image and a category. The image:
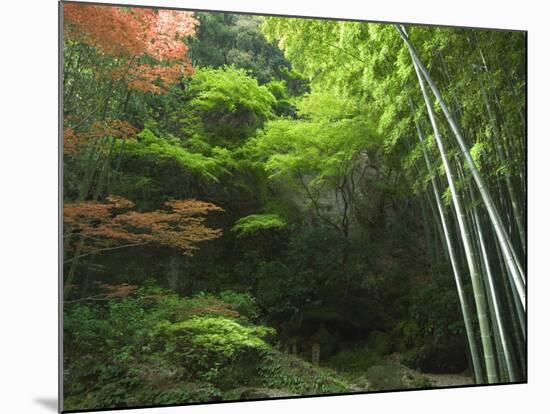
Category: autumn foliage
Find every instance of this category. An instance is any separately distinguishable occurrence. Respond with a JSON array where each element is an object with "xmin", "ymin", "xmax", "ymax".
[
  {"xmin": 64, "ymin": 196, "xmax": 223, "ymax": 256},
  {"xmin": 64, "ymin": 4, "xmax": 198, "ymax": 93},
  {"xmin": 64, "ymin": 119, "xmax": 138, "ymax": 154}
]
